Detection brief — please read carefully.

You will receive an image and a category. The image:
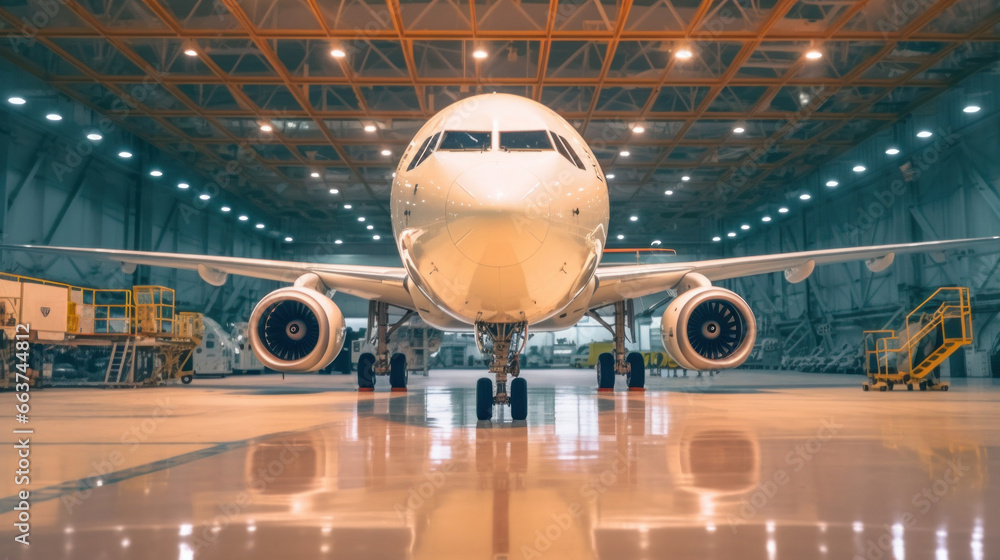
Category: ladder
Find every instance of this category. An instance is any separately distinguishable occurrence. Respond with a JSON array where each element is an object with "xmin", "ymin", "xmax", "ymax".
[
  {"xmin": 104, "ymin": 338, "xmax": 136, "ymax": 384},
  {"xmin": 862, "ymin": 287, "xmax": 972, "ymax": 391}
]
